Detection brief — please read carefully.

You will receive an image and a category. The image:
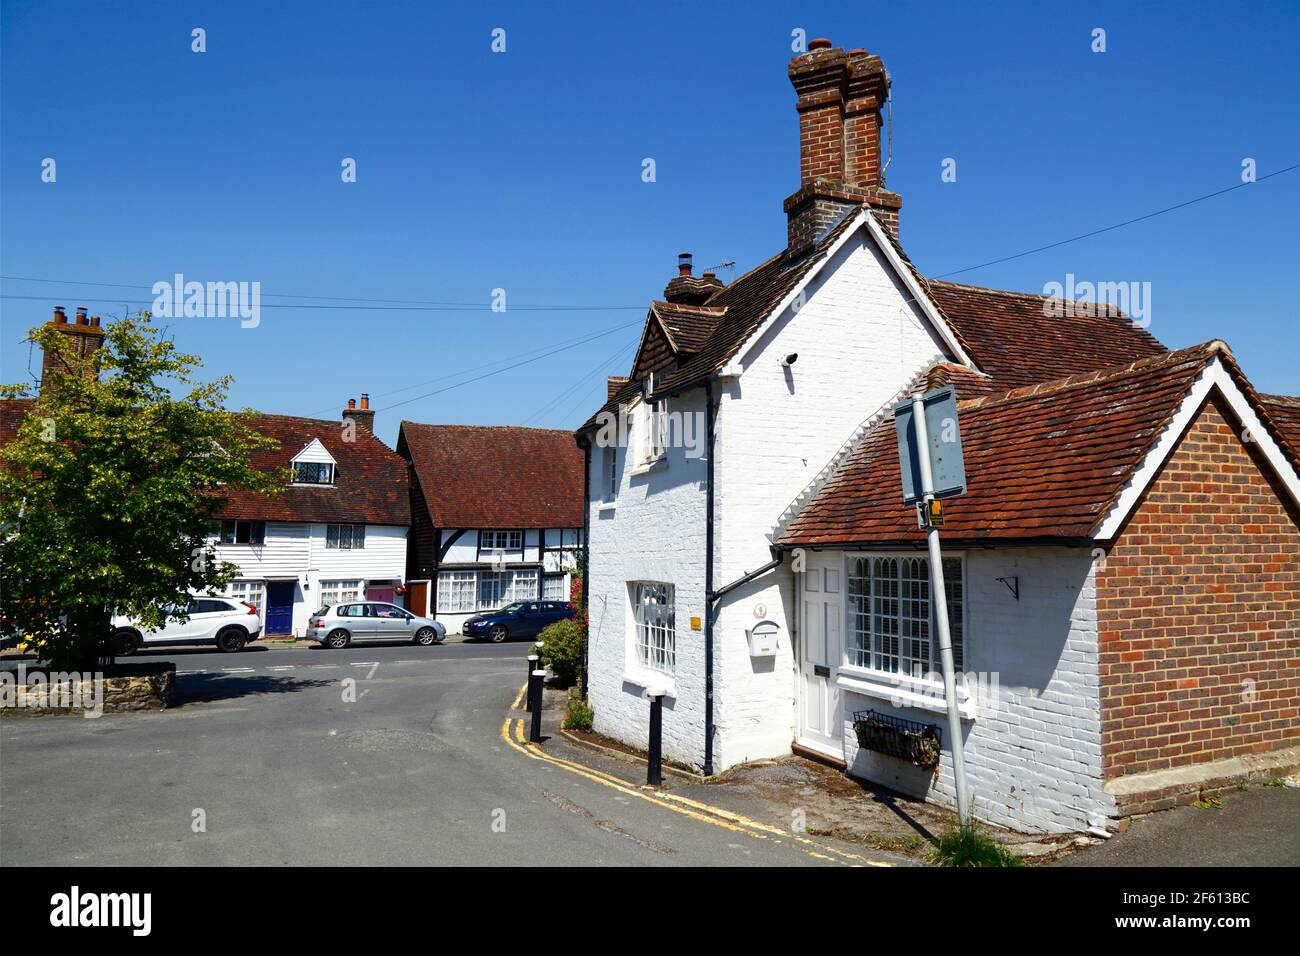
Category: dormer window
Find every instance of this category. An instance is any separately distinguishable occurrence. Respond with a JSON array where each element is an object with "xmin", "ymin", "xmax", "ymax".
[
  {"xmin": 290, "ymin": 438, "xmax": 338, "ymax": 486},
  {"xmin": 293, "ymin": 461, "xmax": 335, "ymax": 485}
]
